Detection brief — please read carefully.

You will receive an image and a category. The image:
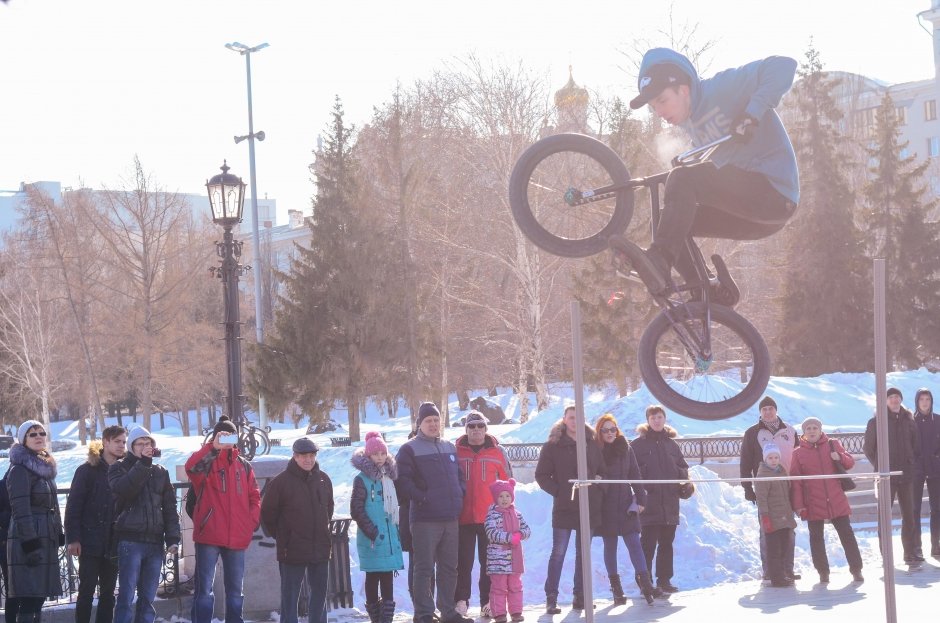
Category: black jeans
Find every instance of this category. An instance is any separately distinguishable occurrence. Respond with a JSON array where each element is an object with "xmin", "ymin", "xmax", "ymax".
[
  {"xmin": 640, "ymin": 524, "xmax": 677, "ymax": 584},
  {"xmin": 0, "ymin": 550, "xmax": 19, "ymax": 623},
  {"xmin": 808, "ymin": 516, "xmax": 862, "ymax": 574},
  {"xmin": 76, "ymin": 554, "xmax": 119, "ymax": 623},
  {"xmin": 880, "ymin": 479, "xmax": 918, "ymax": 558},
  {"xmin": 651, "ymin": 162, "xmax": 794, "ymax": 283},
  {"xmin": 765, "ymin": 528, "xmax": 792, "ymax": 584},
  {"xmin": 455, "ymin": 523, "xmax": 490, "ymax": 607},
  {"xmin": 913, "ymin": 475, "xmax": 940, "ymax": 550}
]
